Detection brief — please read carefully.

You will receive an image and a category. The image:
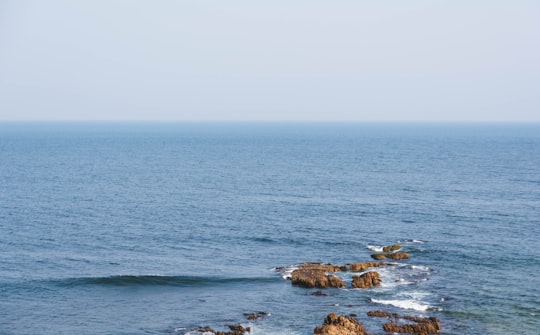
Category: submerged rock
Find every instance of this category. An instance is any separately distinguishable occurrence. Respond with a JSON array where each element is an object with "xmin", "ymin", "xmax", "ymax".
[
  {"xmin": 195, "ymin": 324, "xmax": 251, "ymax": 335},
  {"xmin": 196, "ymin": 326, "xmax": 216, "ymax": 334},
  {"xmin": 351, "ymin": 271, "xmax": 381, "ymax": 289},
  {"xmin": 243, "ymin": 311, "xmax": 269, "ymax": 320},
  {"xmin": 313, "ymin": 313, "xmax": 368, "ymax": 335}
]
